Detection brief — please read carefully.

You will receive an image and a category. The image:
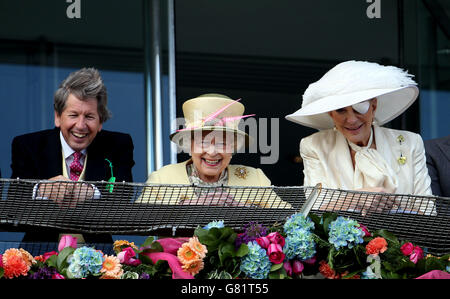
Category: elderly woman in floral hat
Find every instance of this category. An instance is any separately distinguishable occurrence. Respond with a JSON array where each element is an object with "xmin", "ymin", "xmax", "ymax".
[
  {"xmin": 286, "ymin": 60, "xmax": 434, "ymax": 215},
  {"xmin": 138, "ymin": 94, "xmax": 291, "ymax": 209}
]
